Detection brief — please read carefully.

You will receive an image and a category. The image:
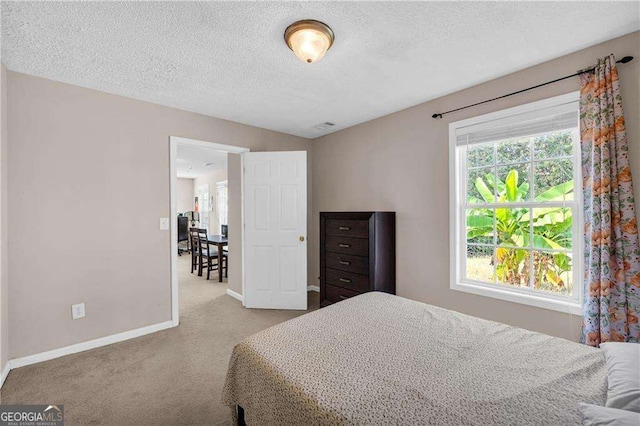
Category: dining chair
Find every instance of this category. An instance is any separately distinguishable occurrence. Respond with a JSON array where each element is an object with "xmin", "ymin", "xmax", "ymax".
[
  {"xmin": 223, "ymin": 249, "xmax": 228, "ymax": 278},
  {"xmin": 197, "ymin": 229, "xmax": 221, "ymax": 280},
  {"xmin": 189, "ymin": 228, "xmax": 200, "ymax": 274}
]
